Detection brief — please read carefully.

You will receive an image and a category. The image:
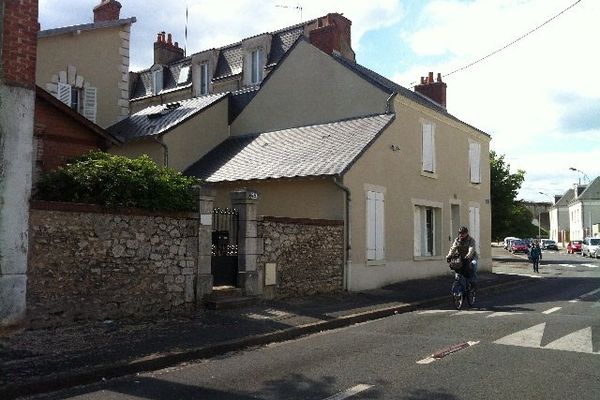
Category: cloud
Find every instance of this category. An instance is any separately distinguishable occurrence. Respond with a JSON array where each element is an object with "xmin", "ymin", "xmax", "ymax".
[{"xmin": 554, "ymin": 93, "xmax": 600, "ymax": 133}]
